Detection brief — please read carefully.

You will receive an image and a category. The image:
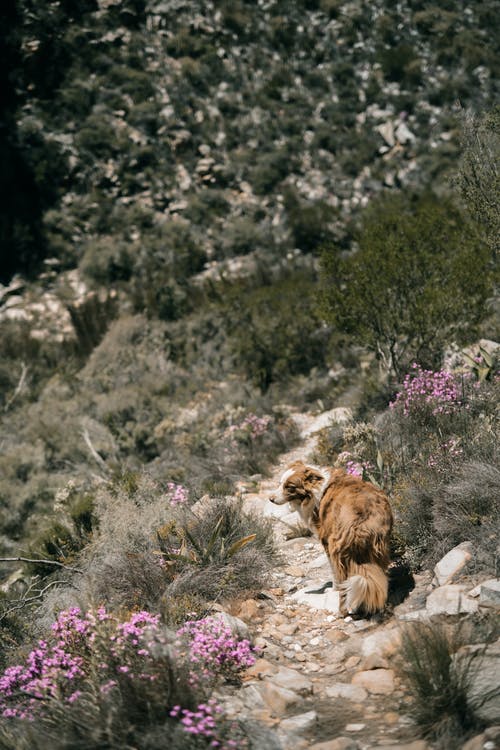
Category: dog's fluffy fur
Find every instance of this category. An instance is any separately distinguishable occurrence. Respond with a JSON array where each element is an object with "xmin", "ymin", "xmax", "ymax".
[{"xmin": 270, "ymin": 461, "xmax": 393, "ymax": 615}]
